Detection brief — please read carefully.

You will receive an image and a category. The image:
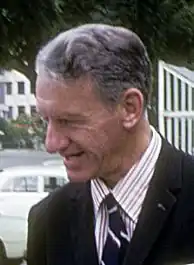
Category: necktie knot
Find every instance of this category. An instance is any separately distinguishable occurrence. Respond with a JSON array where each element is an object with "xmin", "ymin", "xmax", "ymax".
[{"xmin": 104, "ymin": 193, "xmax": 118, "ymax": 212}]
